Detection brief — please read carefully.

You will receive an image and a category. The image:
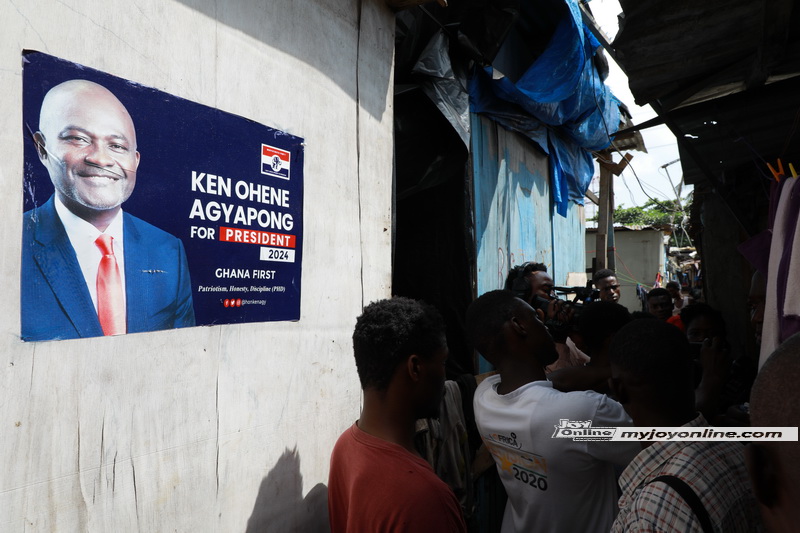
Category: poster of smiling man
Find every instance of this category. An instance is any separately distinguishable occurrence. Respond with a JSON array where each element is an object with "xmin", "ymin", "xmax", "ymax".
[{"xmin": 21, "ymin": 51, "xmax": 304, "ymax": 342}]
